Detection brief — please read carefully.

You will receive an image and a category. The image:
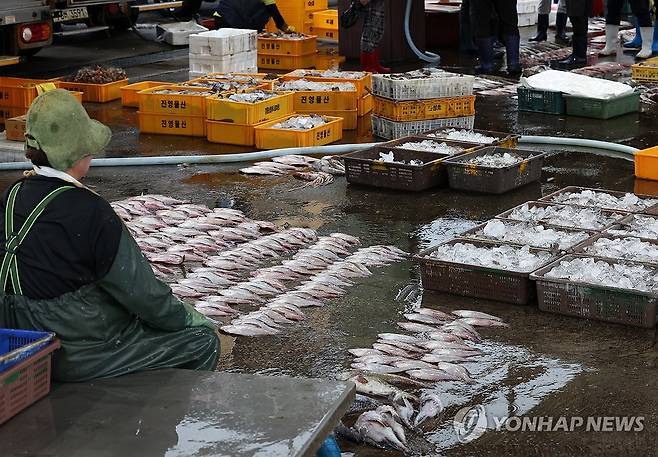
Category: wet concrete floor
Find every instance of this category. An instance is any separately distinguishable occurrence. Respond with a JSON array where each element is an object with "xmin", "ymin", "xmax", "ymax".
[{"xmin": 2, "ymin": 27, "xmax": 658, "ymax": 457}]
